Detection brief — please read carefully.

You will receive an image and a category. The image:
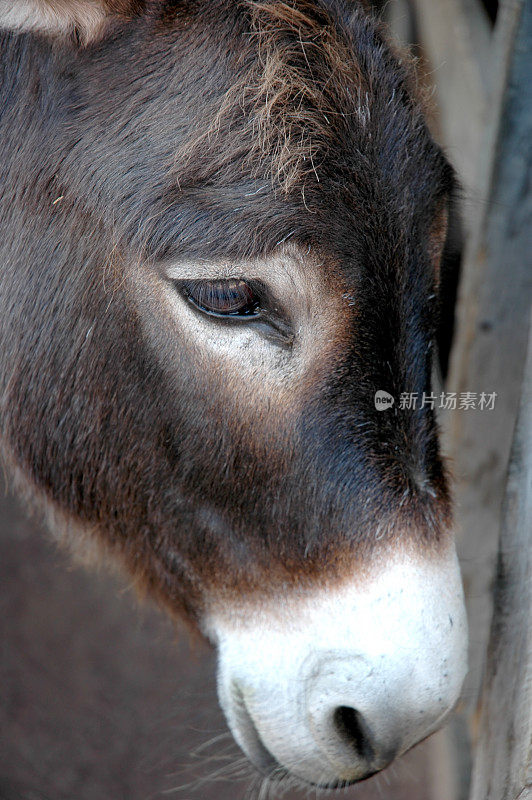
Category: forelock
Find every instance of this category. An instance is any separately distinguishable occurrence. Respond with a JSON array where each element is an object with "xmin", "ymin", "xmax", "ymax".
[{"xmin": 173, "ymin": 0, "xmax": 377, "ymax": 195}]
